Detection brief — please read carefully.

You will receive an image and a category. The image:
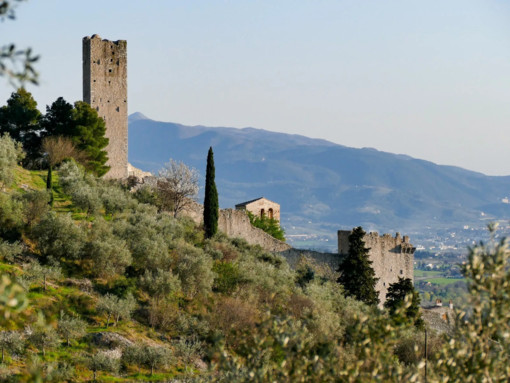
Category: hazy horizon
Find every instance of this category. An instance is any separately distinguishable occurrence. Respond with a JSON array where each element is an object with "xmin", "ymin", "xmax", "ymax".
[{"xmin": 2, "ymin": 1, "xmax": 510, "ymax": 175}]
